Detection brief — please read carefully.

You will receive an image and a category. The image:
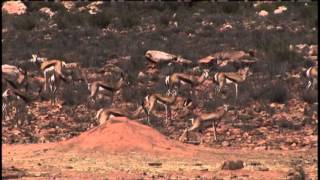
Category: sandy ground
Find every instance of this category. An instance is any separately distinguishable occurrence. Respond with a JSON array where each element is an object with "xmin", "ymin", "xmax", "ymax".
[{"xmin": 2, "ymin": 118, "xmax": 317, "ymax": 179}]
